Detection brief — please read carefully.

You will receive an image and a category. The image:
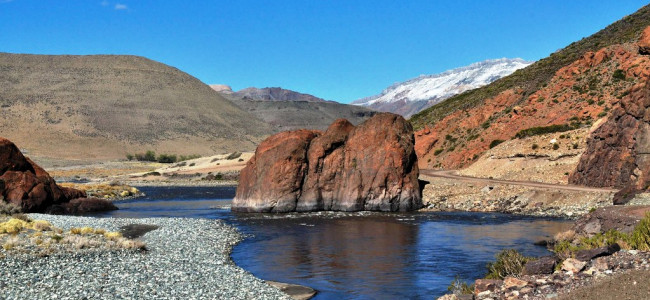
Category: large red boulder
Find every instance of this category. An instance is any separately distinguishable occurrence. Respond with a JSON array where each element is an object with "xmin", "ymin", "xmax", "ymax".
[
  {"xmin": 570, "ymin": 81, "xmax": 650, "ymax": 195},
  {"xmin": 0, "ymin": 137, "xmax": 113, "ymax": 213},
  {"xmin": 233, "ymin": 113, "xmax": 421, "ymax": 212}
]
